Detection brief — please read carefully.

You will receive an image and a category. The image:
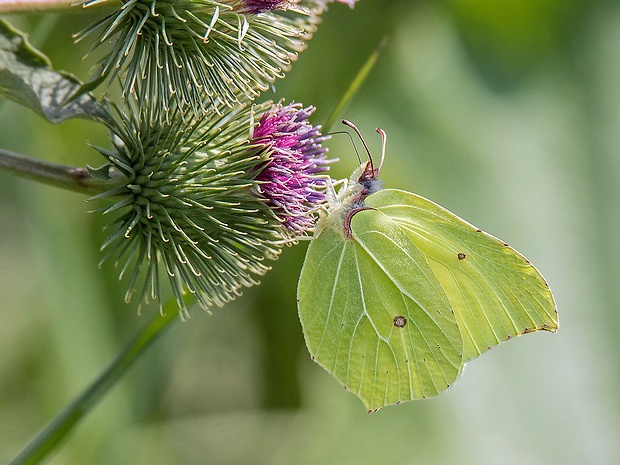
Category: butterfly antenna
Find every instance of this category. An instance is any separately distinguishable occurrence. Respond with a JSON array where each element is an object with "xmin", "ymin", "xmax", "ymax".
[
  {"xmin": 376, "ymin": 128, "xmax": 386, "ymax": 173},
  {"xmin": 329, "ymin": 130, "xmax": 362, "ymax": 165},
  {"xmin": 342, "ymin": 119, "xmax": 374, "ymax": 172}
]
